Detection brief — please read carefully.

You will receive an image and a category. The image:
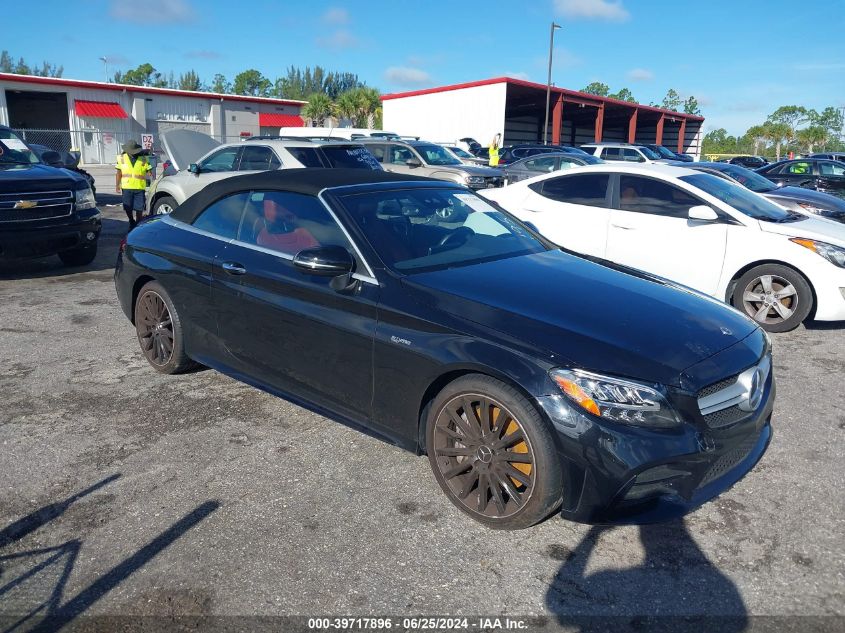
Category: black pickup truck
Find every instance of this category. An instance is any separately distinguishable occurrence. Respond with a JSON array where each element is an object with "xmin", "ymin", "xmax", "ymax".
[{"xmin": 0, "ymin": 126, "xmax": 101, "ymax": 266}]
